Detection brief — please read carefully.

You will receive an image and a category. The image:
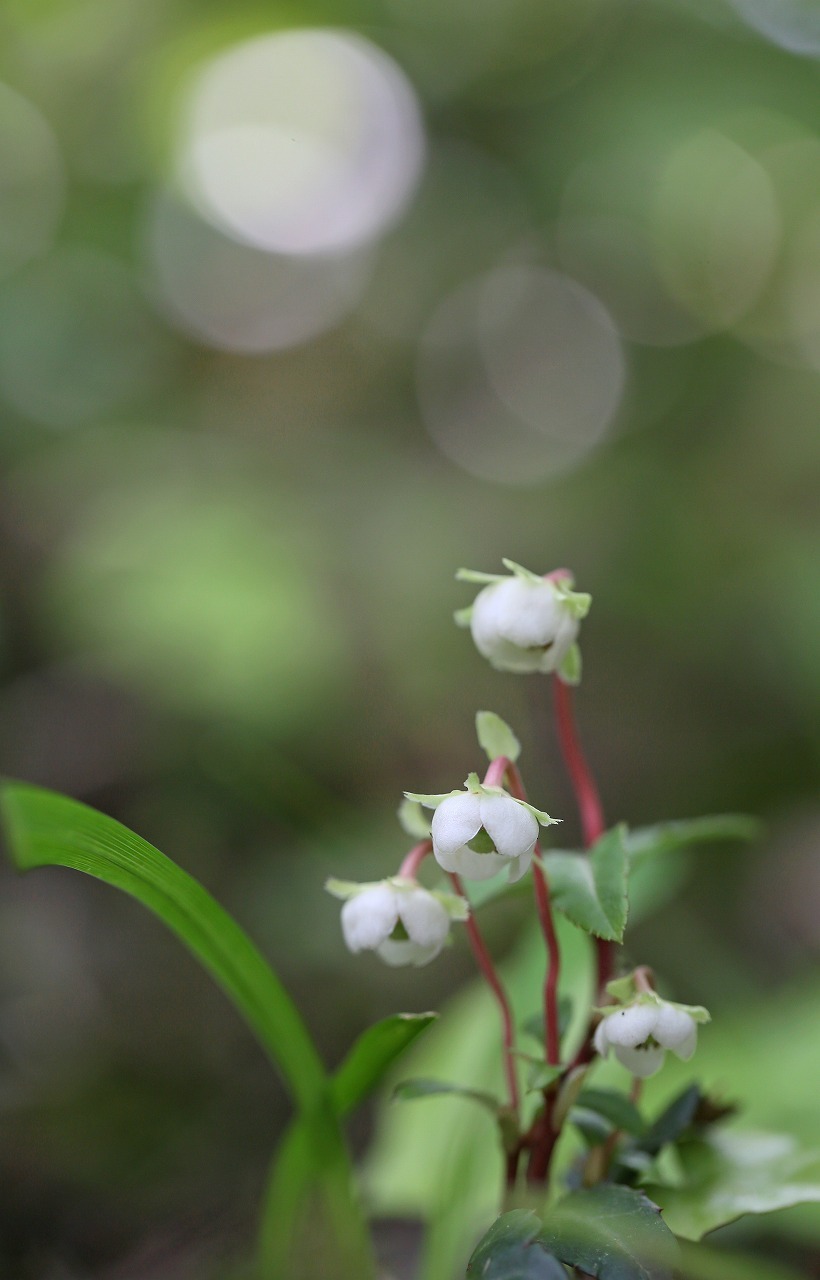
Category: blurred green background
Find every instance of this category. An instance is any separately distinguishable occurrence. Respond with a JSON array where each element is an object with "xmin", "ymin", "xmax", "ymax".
[{"xmin": 0, "ymin": 0, "xmax": 818, "ymax": 1275}]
